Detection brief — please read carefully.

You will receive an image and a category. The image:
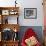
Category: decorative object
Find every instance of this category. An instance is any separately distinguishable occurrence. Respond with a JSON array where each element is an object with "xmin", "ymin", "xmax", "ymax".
[
  {"xmin": 15, "ymin": 0, "xmax": 17, "ymax": 7},
  {"xmin": 24, "ymin": 8, "xmax": 37, "ymax": 19},
  {"xmin": 2, "ymin": 10, "xmax": 9, "ymax": 15},
  {"xmin": 13, "ymin": 32, "xmax": 18, "ymax": 41},
  {"xmin": 5, "ymin": 18, "xmax": 8, "ymax": 24},
  {"xmin": 9, "ymin": 10, "xmax": 18, "ymax": 15},
  {"xmin": 1, "ymin": 28, "xmax": 13, "ymax": 41}
]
